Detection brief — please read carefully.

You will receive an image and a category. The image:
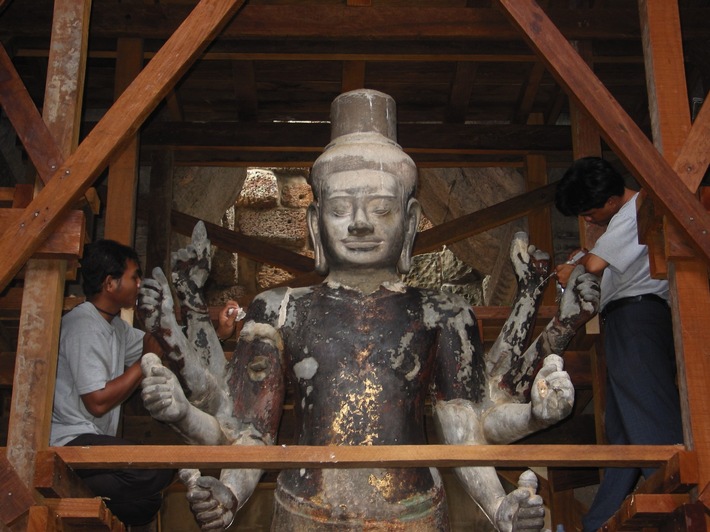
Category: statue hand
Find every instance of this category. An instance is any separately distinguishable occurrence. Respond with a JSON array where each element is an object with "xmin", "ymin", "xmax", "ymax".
[
  {"xmin": 180, "ymin": 470, "xmax": 238, "ymax": 531},
  {"xmin": 495, "ymin": 471, "xmax": 546, "ymax": 532},
  {"xmin": 171, "ymin": 221, "xmax": 212, "ymax": 304},
  {"xmin": 141, "ymin": 354, "xmax": 189, "ymax": 423},
  {"xmin": 137, "ymin": 267, "xmax": 176, "ymax": 334},
  {"xmin": 557, "ymin": 265, "xmax": 600, "ymax": 329},
  {"xmin": 510, "ymin": 231, "xmax": 550, "ymax": 292},
  {"xmin": 531, "ymin": 354, "xmax": 574, "ymax": 425}
]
